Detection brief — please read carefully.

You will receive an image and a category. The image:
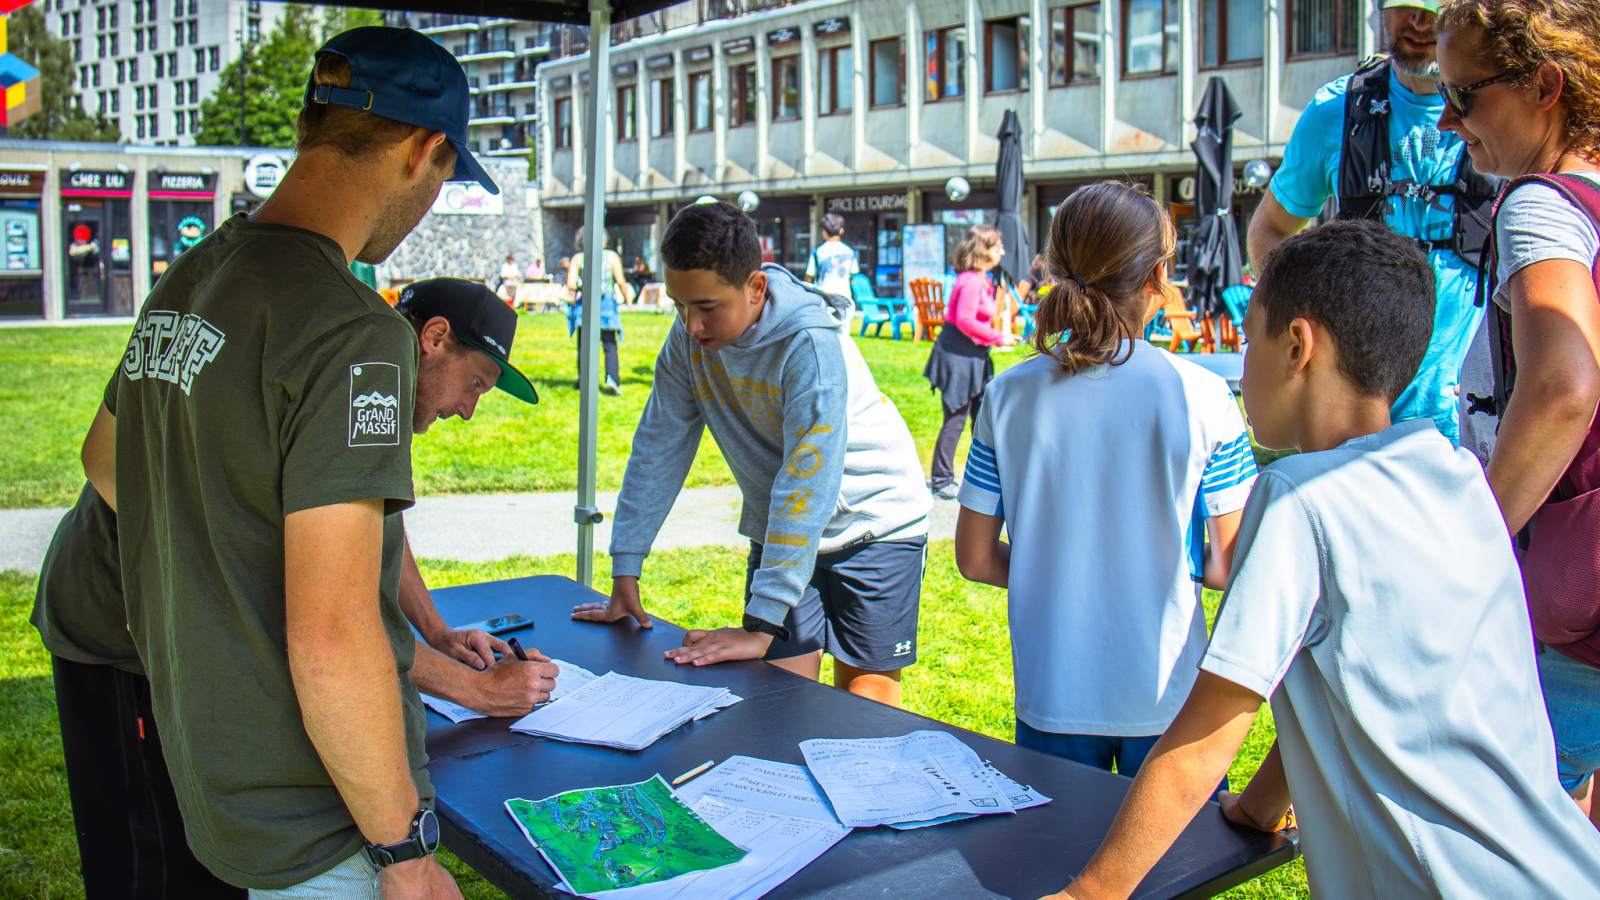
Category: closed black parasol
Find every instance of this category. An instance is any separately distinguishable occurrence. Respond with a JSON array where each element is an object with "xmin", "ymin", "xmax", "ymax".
[
  {"xmin": 1186, "ymin": 77, "xmax": 1244, "ymax": 321},
  {"xmin": 995, "ymin": 109, "xmax": 1029, "ymax": 286}
]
